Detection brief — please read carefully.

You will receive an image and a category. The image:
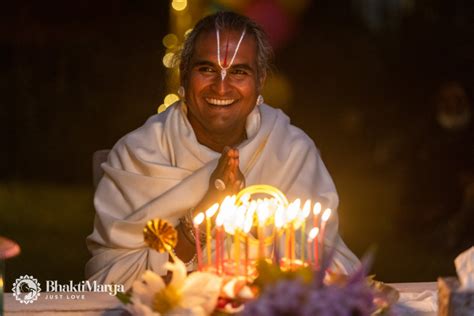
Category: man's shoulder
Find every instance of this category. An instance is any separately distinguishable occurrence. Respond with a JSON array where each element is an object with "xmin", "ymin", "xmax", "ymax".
[
  {"xmin": 261, "ymin": 104, "xmax": 316, "ymax": 149},
  {"xmin": 110, "ymin": 105, "xmax": 177, "ymax": 155}
]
